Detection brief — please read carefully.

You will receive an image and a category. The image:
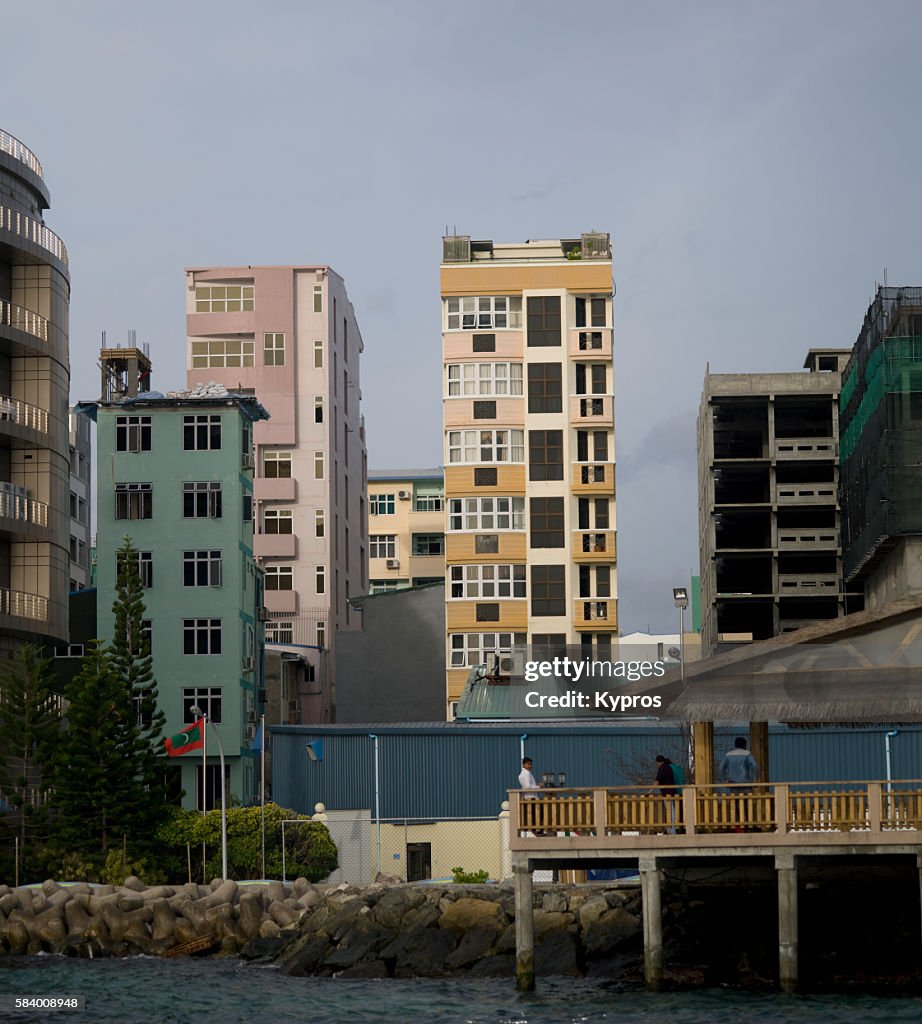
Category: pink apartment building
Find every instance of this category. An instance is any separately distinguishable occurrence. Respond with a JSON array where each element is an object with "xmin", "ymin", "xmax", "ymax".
[{"xmin": 185, "ymin": 266, "xmax": 367, "ymax": 723}]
